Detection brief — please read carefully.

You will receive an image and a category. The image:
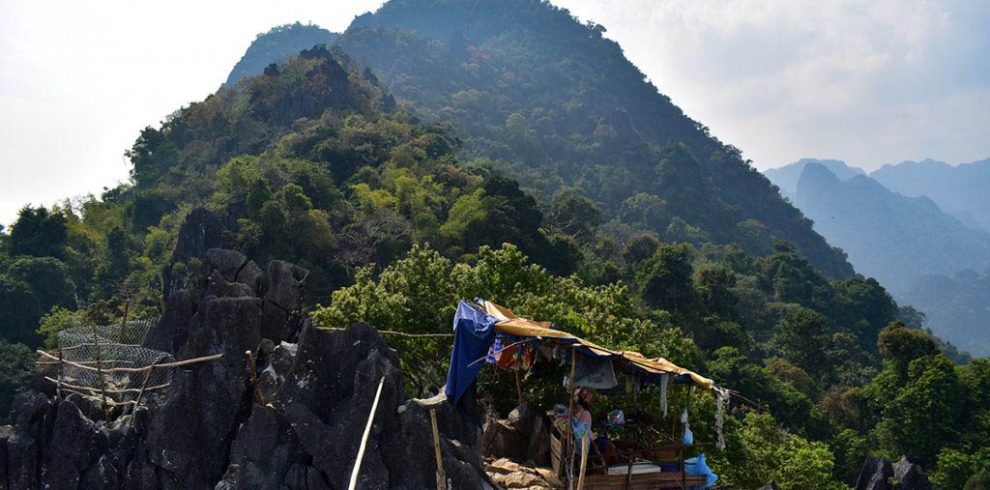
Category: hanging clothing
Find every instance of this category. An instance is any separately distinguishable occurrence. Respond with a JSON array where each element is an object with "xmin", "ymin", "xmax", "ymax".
[
  {"xmin": 714, "ymin": 386, "xmax": 730, "ymax": 451},
  {"xmin": 681, "ymin": 406, "xmax": 693, "ymax": 446},
  {"xmin": 564, "ymin": 352, "xmax": 618, "ymax": 389},
  {"xmin": 445, "ymin": 301, "xmax": 497, "ymax": 406},
  {"xmin": 493, "ymin": 340, "xmax": 535, "ymax": 370}
]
